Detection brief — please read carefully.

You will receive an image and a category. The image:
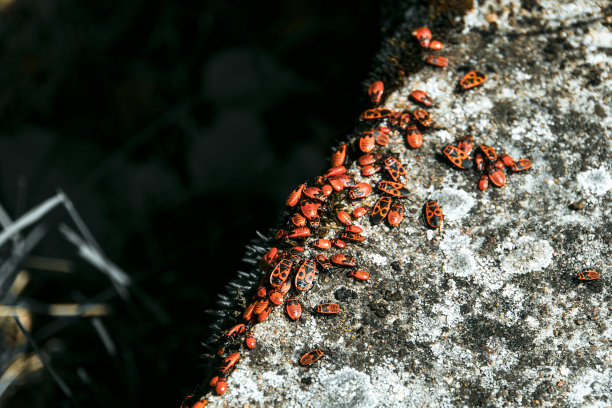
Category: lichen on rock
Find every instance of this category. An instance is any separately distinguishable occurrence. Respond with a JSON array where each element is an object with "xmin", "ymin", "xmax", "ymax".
[{"xmin": 193, "ymin": 0, "xmax": 612, "ymax": 406}]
